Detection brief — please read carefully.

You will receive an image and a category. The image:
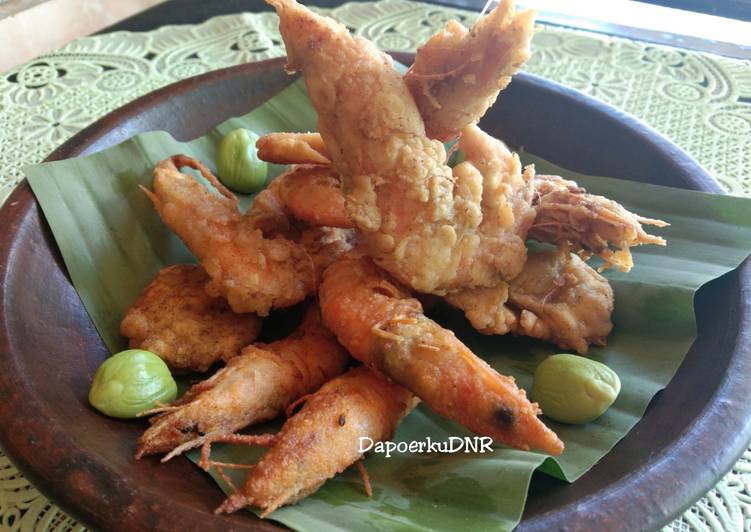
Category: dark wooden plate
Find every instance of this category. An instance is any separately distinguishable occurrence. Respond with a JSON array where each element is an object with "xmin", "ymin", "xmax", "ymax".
[{"xmin": 1, "ymin": 54, "xmax": 749, "ymax": 531}]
